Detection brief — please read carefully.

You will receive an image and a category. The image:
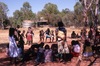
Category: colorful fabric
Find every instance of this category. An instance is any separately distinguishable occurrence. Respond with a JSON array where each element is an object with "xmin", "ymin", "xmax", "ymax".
[
  {"xmin": 58, "ymin": 41, "xmax": 69, "ymax": 54},
  {"xmin": 8, "ymin": 36, "xmax": 19, "ymax": 58},
  {"xmin": 44, "ymin": 49, "xmax": 52, "ymax": 62}
]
